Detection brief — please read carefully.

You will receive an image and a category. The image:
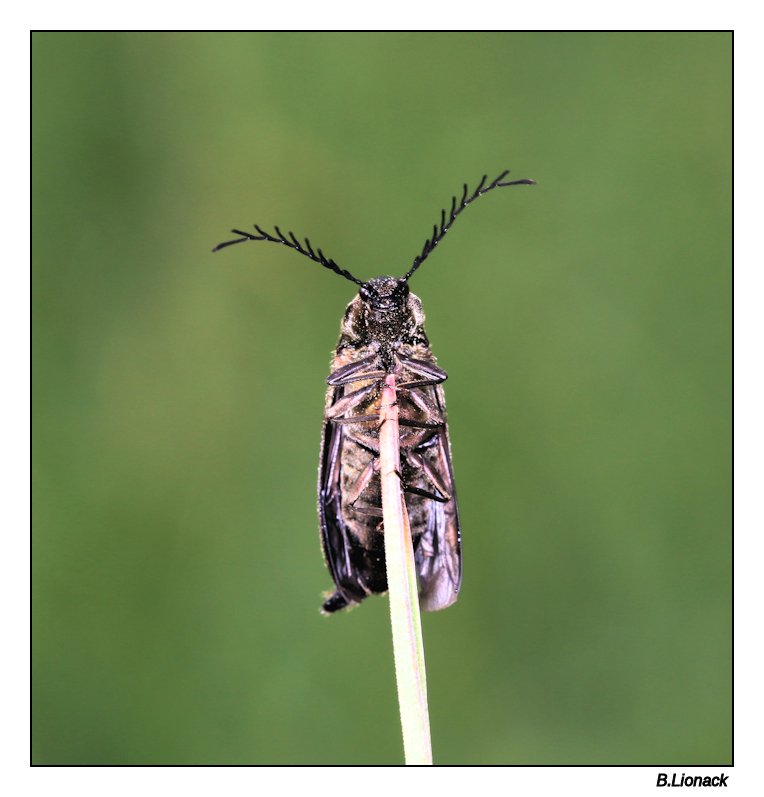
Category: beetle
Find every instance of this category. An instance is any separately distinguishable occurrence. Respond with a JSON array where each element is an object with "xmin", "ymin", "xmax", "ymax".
[{"xmin": 214, "ymin": 170, "xmax": 535, "ymax": 613}]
